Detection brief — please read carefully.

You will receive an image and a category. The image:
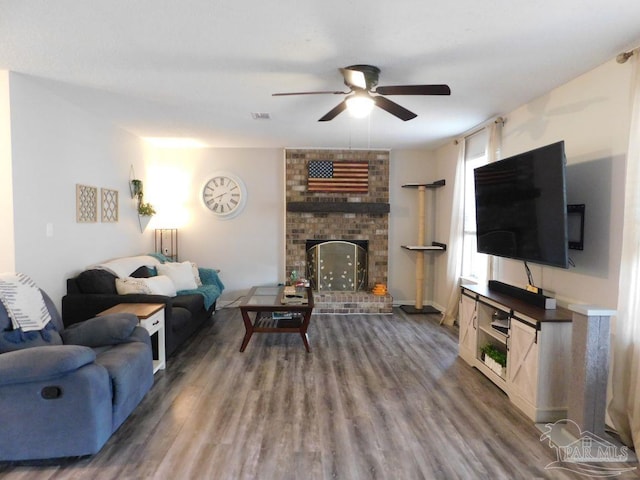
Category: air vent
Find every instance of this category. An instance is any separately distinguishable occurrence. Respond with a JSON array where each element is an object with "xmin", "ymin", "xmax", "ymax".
[{"xmin": 251, "ymin": 112, "xmax": 271, "ymax": 120}]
